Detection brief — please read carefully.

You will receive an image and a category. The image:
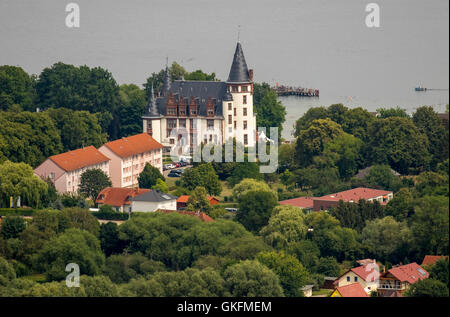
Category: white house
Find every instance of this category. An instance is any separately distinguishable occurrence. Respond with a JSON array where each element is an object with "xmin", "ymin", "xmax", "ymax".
[{"xmin": 130, "ymin": 190, "xmax": 177, "ymax": 212}]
